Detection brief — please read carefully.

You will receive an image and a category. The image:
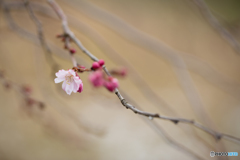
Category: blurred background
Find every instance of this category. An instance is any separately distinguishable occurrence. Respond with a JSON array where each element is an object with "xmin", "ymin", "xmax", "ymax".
[{"xmin": 0, "ymin": 0, "xmax": 240, "ymax": 159}]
